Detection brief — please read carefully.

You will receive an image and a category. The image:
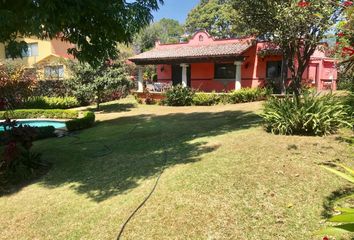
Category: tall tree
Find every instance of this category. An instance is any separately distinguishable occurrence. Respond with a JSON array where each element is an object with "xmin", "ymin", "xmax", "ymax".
[
  {"xmin": 134, "ymin": 18, "xmax": 184, "ymax": 52},
  {"xmin": 232, "ymin": 0, "xmax": 351, "ymax": 96},
  {"xmin": 185, "ymin": 0, "xmax": 246, "ymax": 38},
  {"xmin": 0, "ymin": 0, "xmax": 163, "ymax": 65},
  {"xmin": 337, "ymin": 5, "xmax": 354, "ymax": 73}
]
